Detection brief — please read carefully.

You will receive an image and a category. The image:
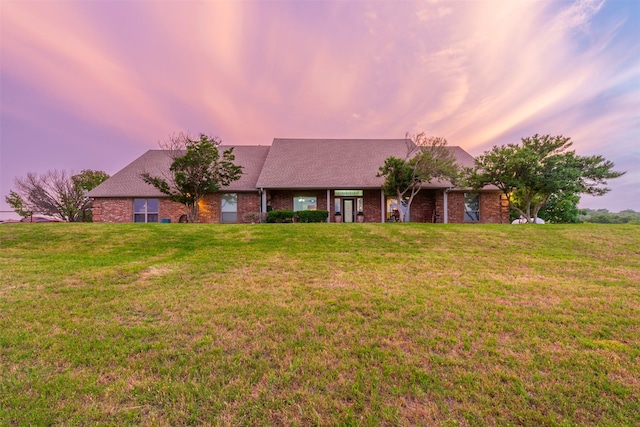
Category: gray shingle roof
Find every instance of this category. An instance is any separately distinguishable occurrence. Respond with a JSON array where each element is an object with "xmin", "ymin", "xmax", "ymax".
[
  {"xmin": 89, "ymin": 139, "xmax": 480, "ymax": 198},
  {"xmin": 255, "ymin": 138, "xmax": 474, "ymax": 189},
  {"xmin": 89, "ymin": 146, "xmax": 270, "ymax": 197}
]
